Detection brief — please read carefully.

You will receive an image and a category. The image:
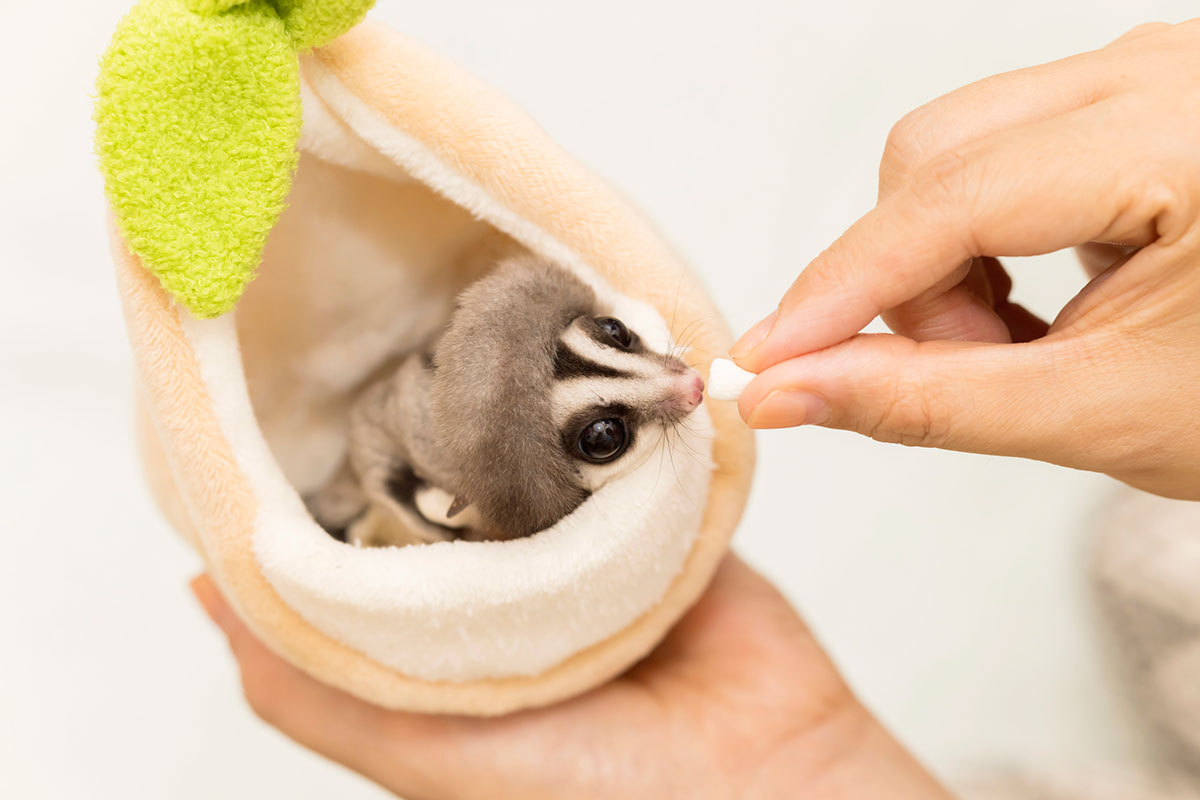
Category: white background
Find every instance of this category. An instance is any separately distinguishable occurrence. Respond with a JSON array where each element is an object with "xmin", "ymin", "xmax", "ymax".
[{"xmin": 2, "ymin": 1, "xmax": 1195, "ymax": 797}]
